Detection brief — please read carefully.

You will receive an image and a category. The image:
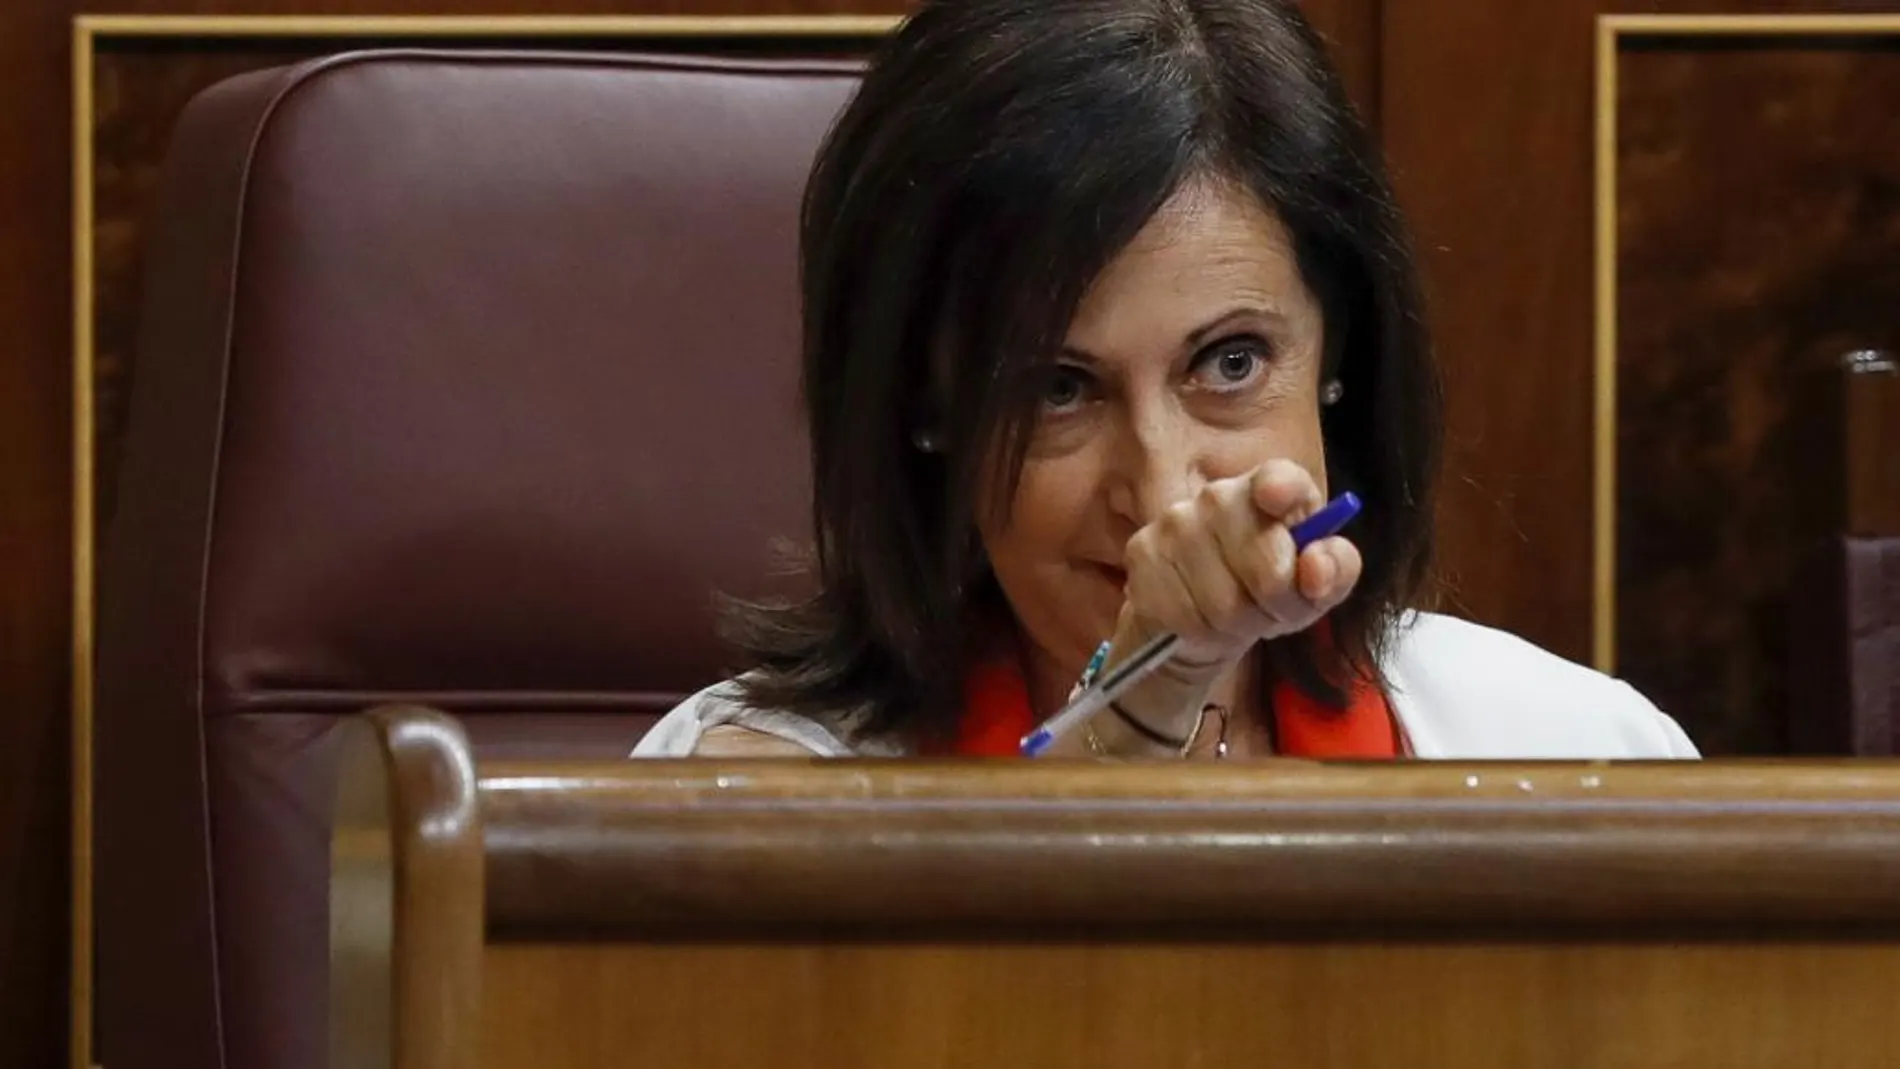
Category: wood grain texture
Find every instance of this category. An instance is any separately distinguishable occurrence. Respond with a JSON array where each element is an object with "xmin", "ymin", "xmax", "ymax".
[
  {"xmin": 330, "ymin": 707, "xmax": 483, "ymax": 1069},
  {"xmin": 331, "ymin": 715, "xmax": 1900, "ymax": 1069},
  {"xmin": 479, "ymin": 756, "xmax": 1900, "ymax": 934},
  {"xmin": 1380, "ymin": 0, "xmax": 1897, "ymax": 678},
  {"xmin": 482, "ymin": 940, "xmax": 1900, "ymax": 1069},
  {"xmin": 1845, "ymin": 352, "xmax": 1899, "ymax": 536},
  {"xmin": 0, "ymin": 2, "xmax": 78, "ymax": 1066},
  {"xmin": 1382, "ymin": 0, "xmax": 1605, "ymax": 660},
  {"xmin": 1615, "ymin": 35, "xmax": 1900, "ymax": 755},
  {"xmin": 1297, "ymin": 0, "xmax": 1382, "ymax": 125}
]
